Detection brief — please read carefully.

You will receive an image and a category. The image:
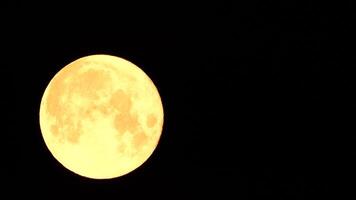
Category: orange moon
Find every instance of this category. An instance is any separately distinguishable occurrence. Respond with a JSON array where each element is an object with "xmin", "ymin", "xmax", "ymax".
[{"xmin": 39, "ymin": 54, "xmax": 164, "ymax": 179}]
